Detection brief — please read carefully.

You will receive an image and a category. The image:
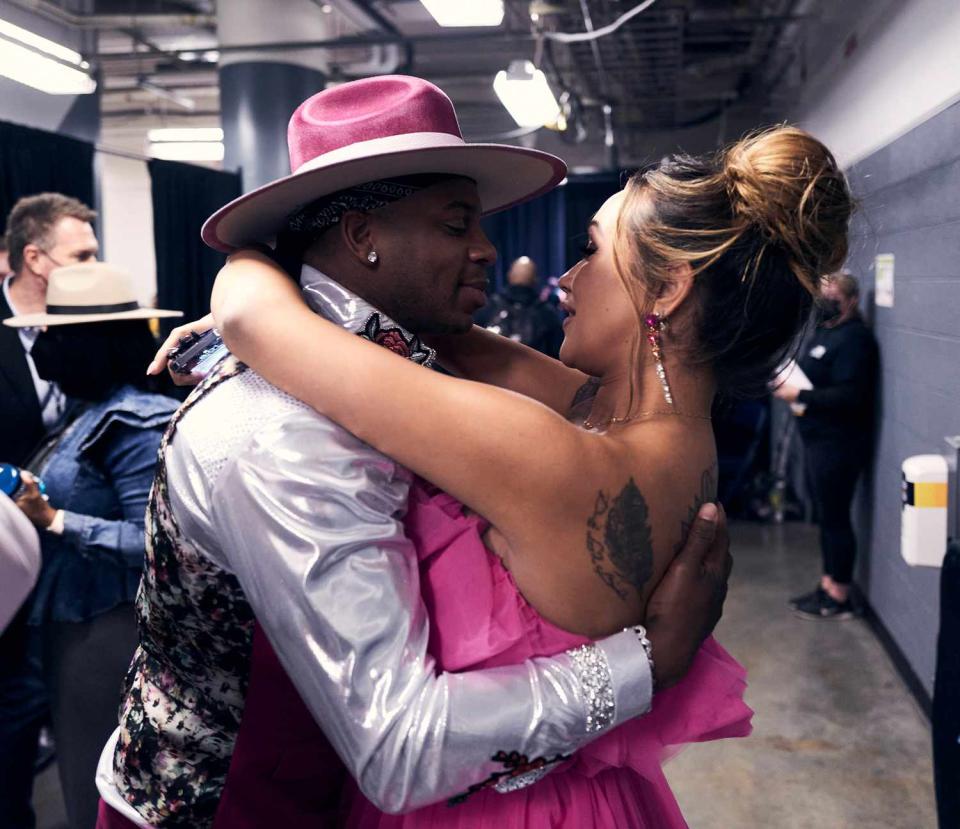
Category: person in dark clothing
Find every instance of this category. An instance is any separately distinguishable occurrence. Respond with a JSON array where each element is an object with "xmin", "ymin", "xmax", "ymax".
[
  {"xmin": 775, "ymin": 271, "xmax": 879, "ymax": 619},
  {"xmin": 475, "ymin": 256, "xmax": 563, "ymax": 357}
]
